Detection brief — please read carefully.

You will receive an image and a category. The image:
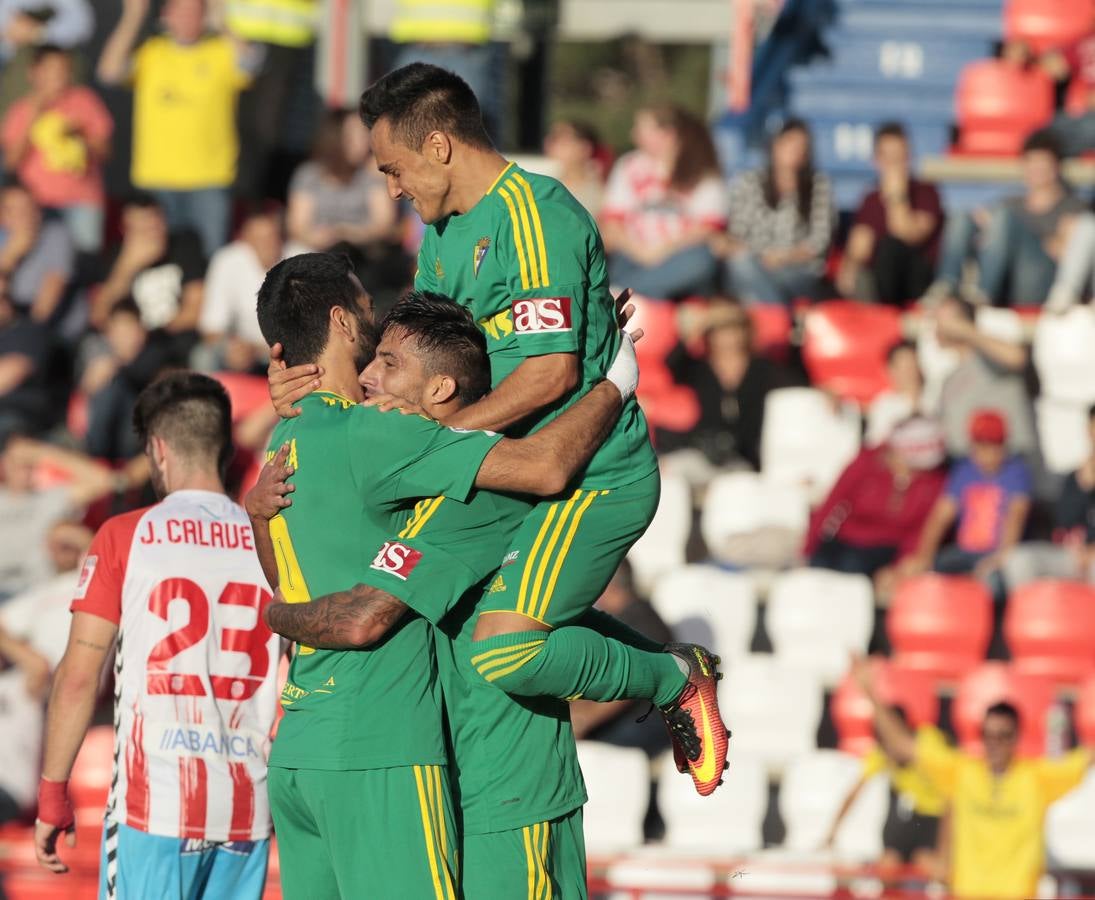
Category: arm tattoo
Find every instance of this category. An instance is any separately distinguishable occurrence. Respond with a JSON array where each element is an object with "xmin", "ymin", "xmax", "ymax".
[
  {"xmin": 265, "ymin": 584, "xmax": 407, "ymax": 650},
  {"xmin": 75, "ymin": 638, "xmax": 110, "ymax": 652}
]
